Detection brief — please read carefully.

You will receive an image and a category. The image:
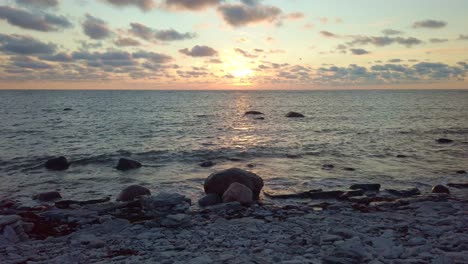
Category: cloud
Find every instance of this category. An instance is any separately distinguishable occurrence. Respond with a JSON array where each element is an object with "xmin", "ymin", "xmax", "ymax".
[
  {"xmin": 179, "ymin": 45, "xmax": 218, "ymax": 57},
  {"xmin": 234, "ymin": 48, "xmax": 258, "ymax": 58},
  {"xmin": 218, "ymin": 3, "xmax": 282, "ymax": 27},
  {"xmin": 388, "ymin": 59, "xmax": 402, "ymax": 63},
  {"xmin": 429, "ymin": 38, "xmax": 448, "ymax": 43},
  {"xmin": 458, "ymin": 34, "xmax": 468, "ymax": 40},
  {"xmin": 283, "ymin": 12, "xmax": 304, "ymax": 20},
  {"xmin": 132, "ymin": 51, "xmax": 173, "ymax": 63},
  {"xmin": 102, "ymin": 0, "xmax": 155, "ymax": 11},
  {"xmin": 11, "ymin": 56, "xmax": 53, "ymax": 69},
  {"xmin": 206, "ymin": 58, "xmax": 223, "ymax": 64},
  {"xmin": 83, "ymin": 14, "xmax": 112, "ymax": 40},
  {"xmin": 16, "ymin": 0, "xmax": 59, "ymax": 8},
  {"xmin": 0, "ymin": 6, "xmax": 72, "ymax": 32},
  {"xmin": 413, "ymin": 19, "xmax": 447, "ymax": 29},
  {"xmin": 0, "ymin": 34, "xmax": 57, "ymax": 54},
  {"xmin": 164, "ymin": 0, "xmax": 221, "ymax": 10},
  {"xmin": 39, "ymin": 52, "xmax": 73, "ymax": 62},
  {"xmin": 71, "ymin": 50, "xmax": 172, "ymax": 68},
  {"xmin": 348, "ymin": 36, "xmax": 423, "ymax": 47},
  {"xmin": 350, "ymin": 48, "xmax": 370, "ymax": 55},
  {"xmin": 114, "ymin": 37, "xmax": 140, "ymax": 46},
  {"xmin": 320, "ymin": 31, "xmax": 338, "ymax": 38},
  {"xmin": 129, "ymin": 23, "xmax": 196, "ymax": 42},
  {"xmin": 382, "ymin": 29, "xmax": 403, "ymax": 35}
]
